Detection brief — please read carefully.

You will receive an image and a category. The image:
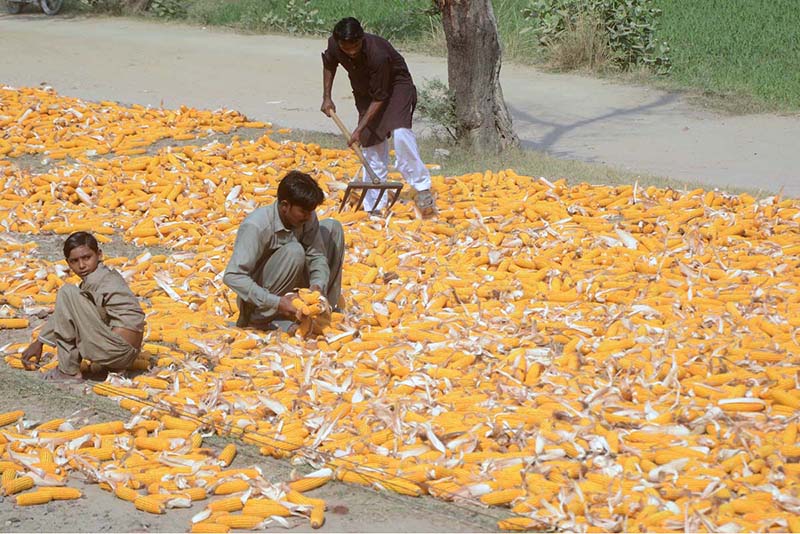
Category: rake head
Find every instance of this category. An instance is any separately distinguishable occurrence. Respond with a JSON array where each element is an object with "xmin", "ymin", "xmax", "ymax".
[{"xmin": 338, "ymin": 181, "xmax": 404, "ymax": 213}]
